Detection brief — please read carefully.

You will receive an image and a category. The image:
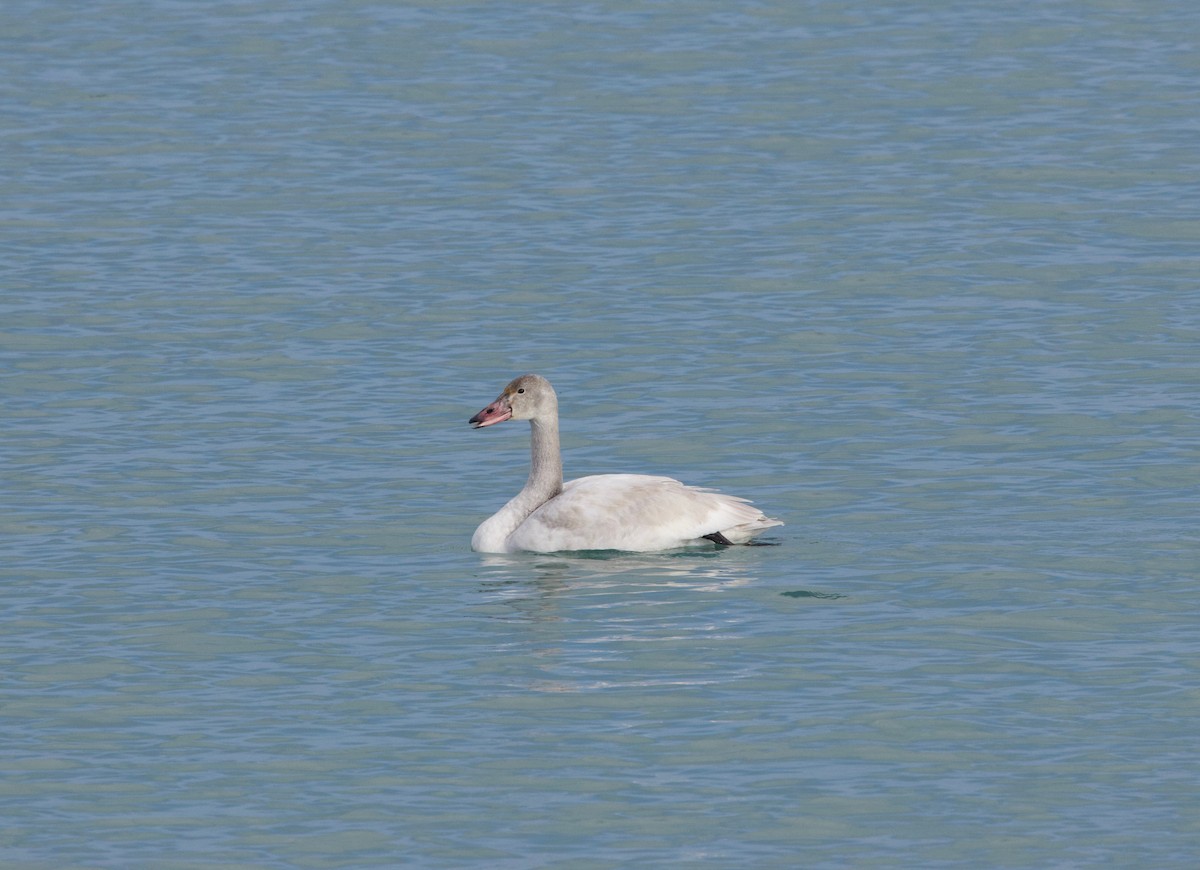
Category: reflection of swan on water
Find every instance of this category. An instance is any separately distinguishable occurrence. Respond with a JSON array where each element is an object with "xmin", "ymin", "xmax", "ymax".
[
  {"xmin": 476, "ymin": 548, "xmax": 760, "ymax": 590},
  {"xmin": 474, "ymin": 551, "xmax": 763, "ymax": 694}
]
